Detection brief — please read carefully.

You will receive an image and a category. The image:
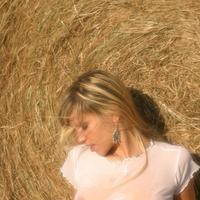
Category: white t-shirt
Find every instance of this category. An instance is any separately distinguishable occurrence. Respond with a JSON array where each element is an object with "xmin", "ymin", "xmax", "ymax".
[{"xmin": 60, "ymin": 140, "xmax": 200, "ymax": 200}]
